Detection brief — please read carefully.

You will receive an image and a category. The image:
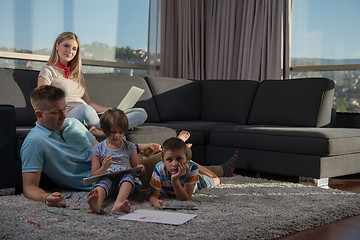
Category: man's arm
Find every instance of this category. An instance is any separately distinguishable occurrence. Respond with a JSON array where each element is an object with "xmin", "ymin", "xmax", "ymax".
[
  {"xmin": 172, "ymin": 180, "xmax": 195, "ymax": 201},
  {"xmin": 22, "ymin": 172, "xmax": 64, "ymax": 207}
]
